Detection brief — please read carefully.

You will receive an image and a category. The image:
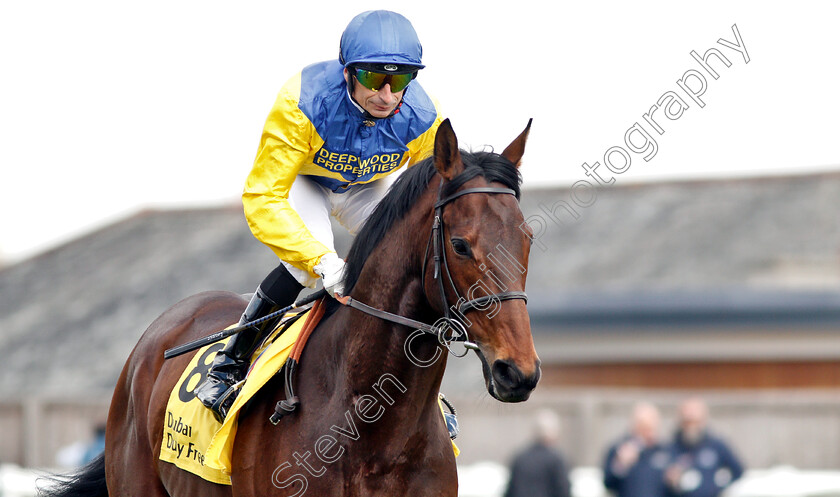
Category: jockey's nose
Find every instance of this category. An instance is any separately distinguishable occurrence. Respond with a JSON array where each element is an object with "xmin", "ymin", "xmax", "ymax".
[{"xmin": 378, "ymin": 84, "xmax": 394, "ymax": 104}]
